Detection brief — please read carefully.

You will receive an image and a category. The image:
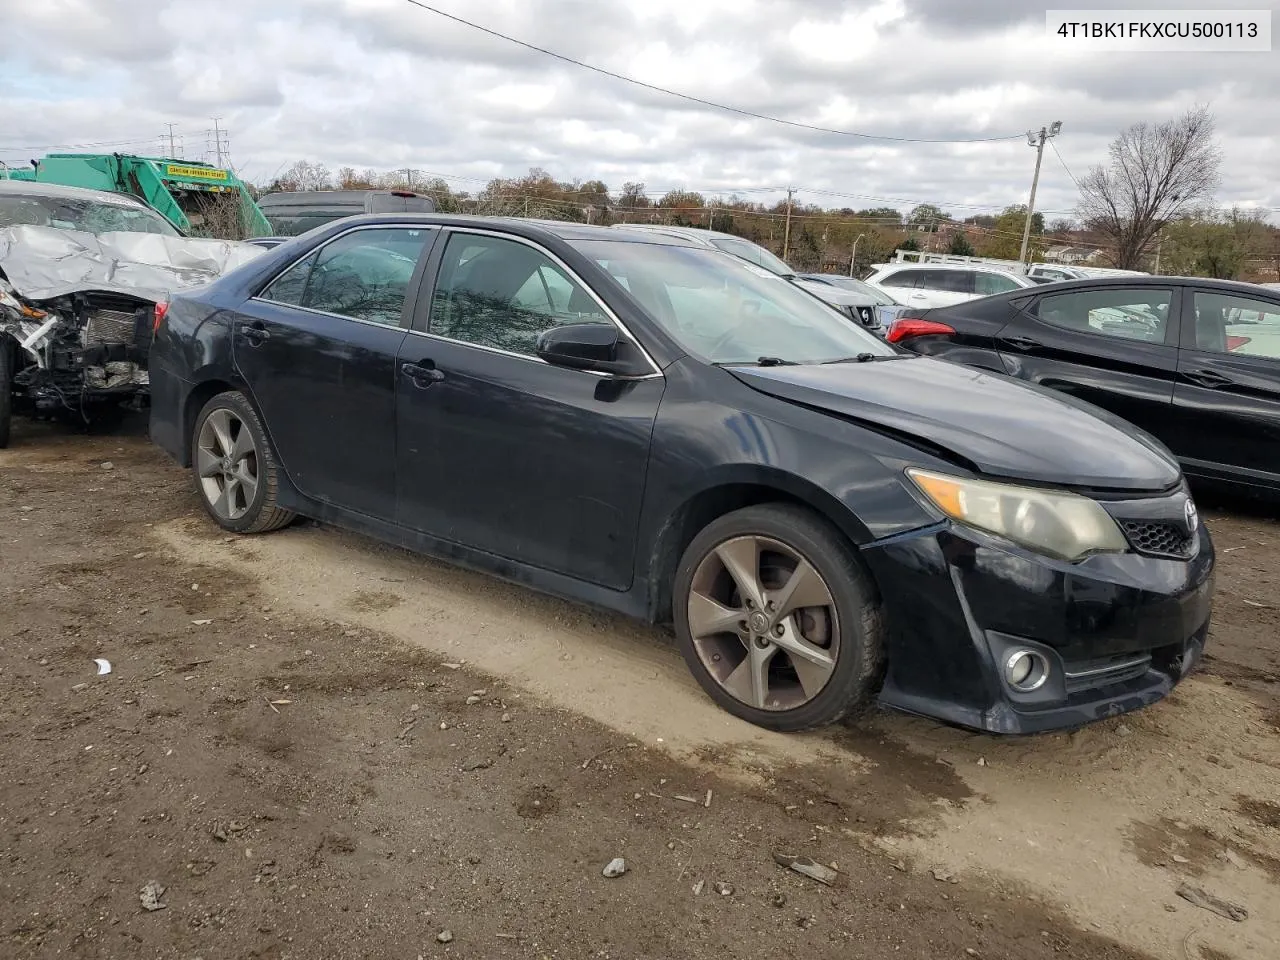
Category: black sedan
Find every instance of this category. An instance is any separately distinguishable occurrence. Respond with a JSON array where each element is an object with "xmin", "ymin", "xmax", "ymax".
[
  {"xmin": 886, "ymin": 276, "xmax": 1280, "ymax": 499},
  {"xmin": 148, "ymin": 215, "xmax": 1214, "ymax": 734}
]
